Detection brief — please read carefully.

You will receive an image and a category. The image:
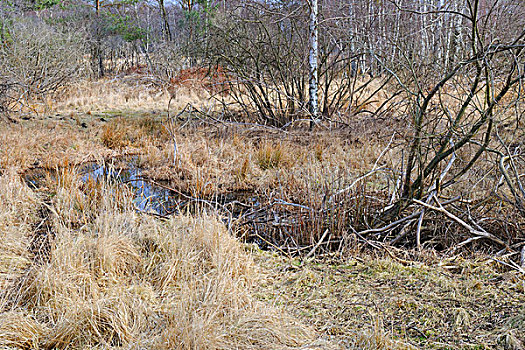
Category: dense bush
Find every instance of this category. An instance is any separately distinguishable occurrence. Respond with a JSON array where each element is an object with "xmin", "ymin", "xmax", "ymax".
[{"xmin": 0, "ymin": 17, "xmax": 87, "ymax": 113}]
